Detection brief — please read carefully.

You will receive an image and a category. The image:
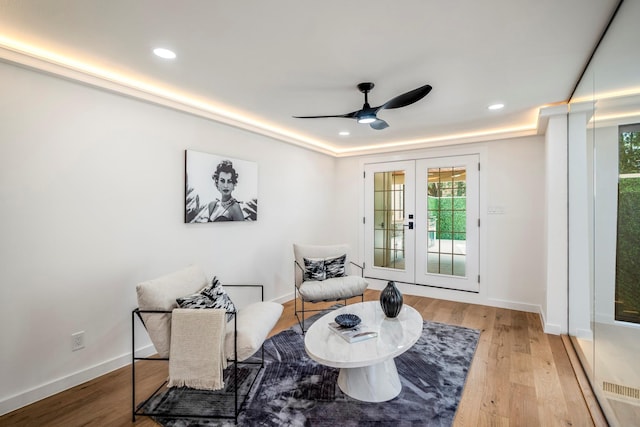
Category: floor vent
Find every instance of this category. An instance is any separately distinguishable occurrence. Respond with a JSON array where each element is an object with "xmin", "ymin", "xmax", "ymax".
[{"xmin": 603, "ymin": 381, "xmax": 640, "ymax": 400}]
